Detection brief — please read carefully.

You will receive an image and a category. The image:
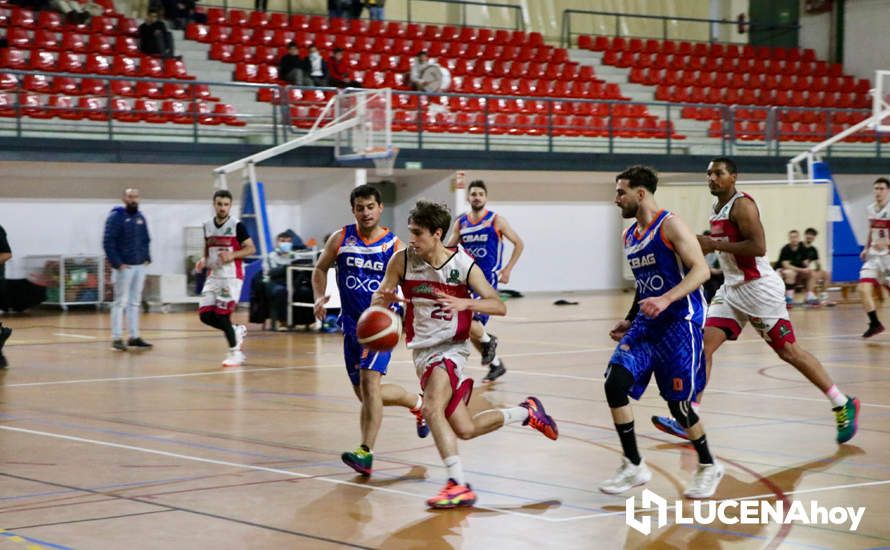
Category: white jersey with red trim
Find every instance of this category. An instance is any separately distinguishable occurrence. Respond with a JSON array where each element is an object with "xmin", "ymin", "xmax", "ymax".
[
  {"xmin": 866, "ymin": 201, "xmax": 890, "ymax": 256},
  {"xmin": 710, "ymin": 191, "xmax": 774, "ymax": 286},
  {"xmin": 204, "ymin": 216, "xmax": 244, "ymax": 280},
  {"xmin": 403, "ymin": 246, "xmax": 475, "ymax": 350}
]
